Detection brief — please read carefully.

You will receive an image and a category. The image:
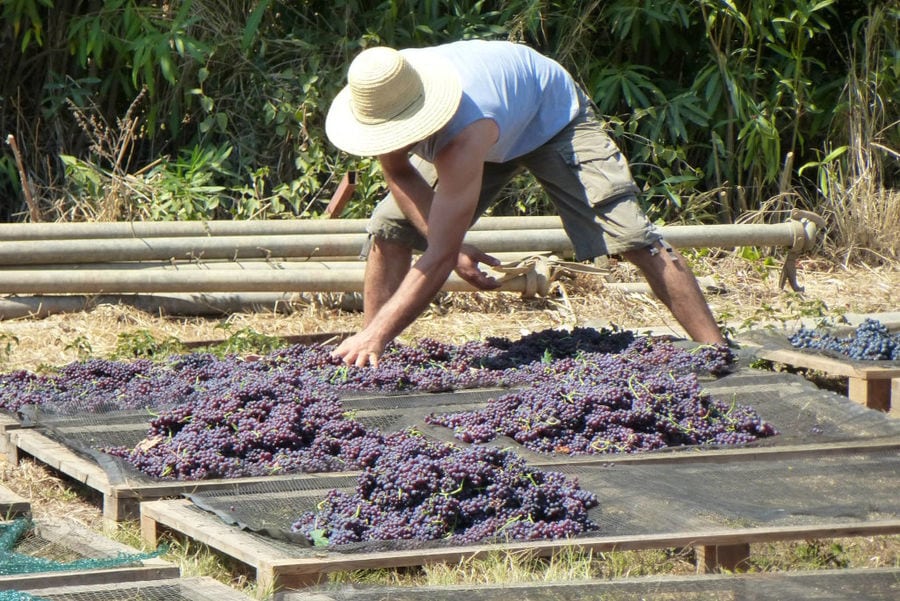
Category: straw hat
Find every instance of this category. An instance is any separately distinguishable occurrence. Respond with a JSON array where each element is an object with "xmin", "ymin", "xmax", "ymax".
[{"xmin": 326, "ymin": 47, "xmax": 462, "ymax": 156}]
